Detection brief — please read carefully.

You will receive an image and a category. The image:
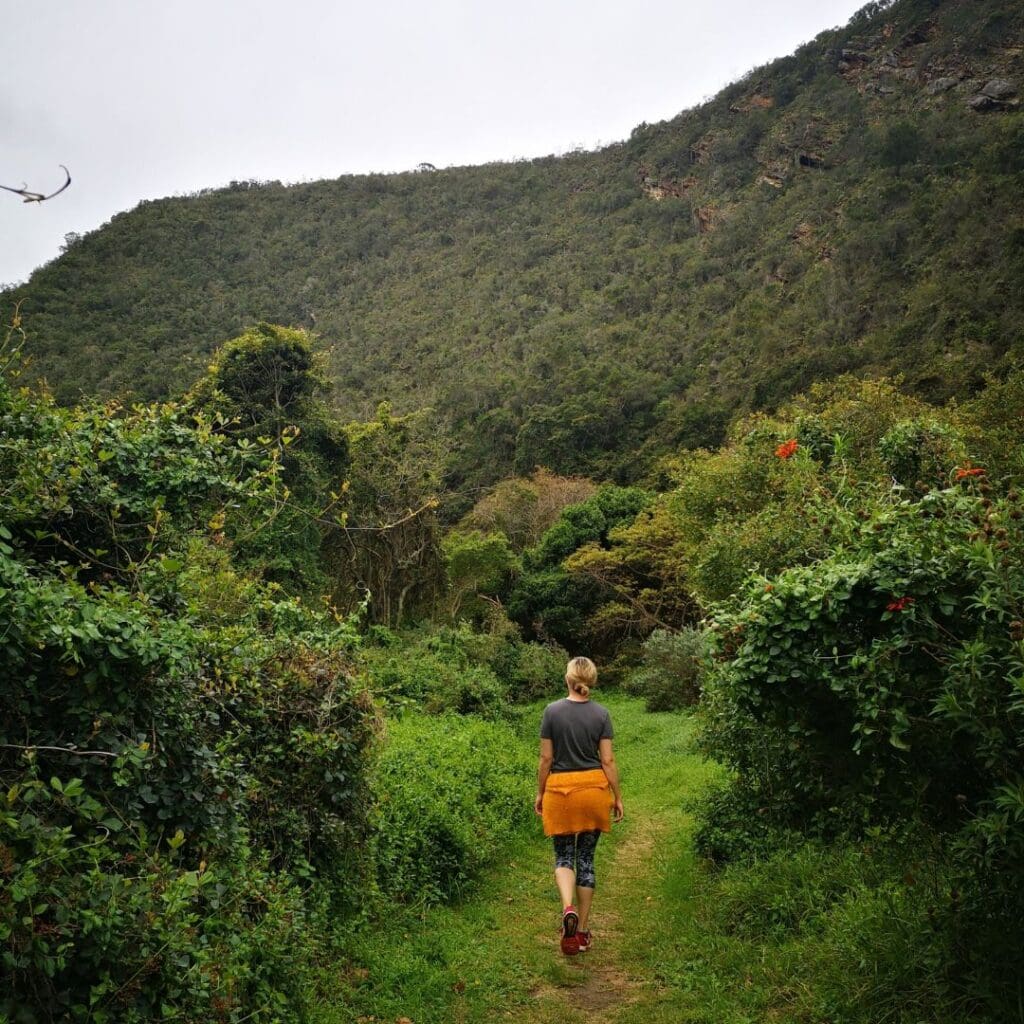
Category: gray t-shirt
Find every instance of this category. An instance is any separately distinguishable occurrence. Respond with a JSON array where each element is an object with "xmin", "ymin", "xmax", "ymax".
[{"xmin": 540, "ymin": 698, "xmax": 614, "ymax": 772}]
